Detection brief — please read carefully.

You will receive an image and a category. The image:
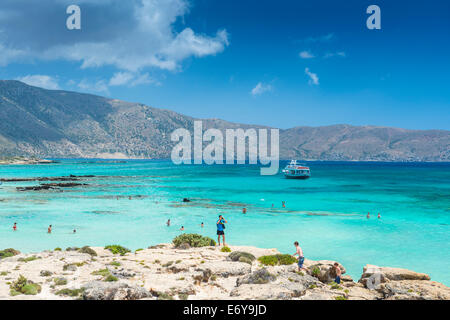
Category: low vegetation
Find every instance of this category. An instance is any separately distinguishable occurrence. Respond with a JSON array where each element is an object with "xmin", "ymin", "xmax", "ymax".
[
  {"xmin": 53, "ymin": 277, "xmax": 68, "ymax": 286},
  {"xmin": 91, "ymin": 268, "xmax": 118, "ymax": 282},
  {"xmin": 0, "ymin": 248, "xmax": 20, "ymax": 259},
  {"xmin": 18, "ymin": 256, "xmax": 40, "ymax": 263},
  {"xmin": 91, "ymin": 269, "xmax": 110, "ymax": 277},
  {"xmin": 9, "ymin": 275, "xmax": 42, "ymax": 296},
  {"xmin": 56, "ymin": 288, "xmax": 84, "ymax": 297},
  {"xmin": 173, "ymin": 234, "xmax": 216, "ymax": 248},
  {"xmin": 257, "ymin": 254, "xmax": 297, "ymax": 266},
  {"xmin": 105, "ymin": 245, "xmax": 130, "ymax": 256},
  {"xmin": 104, "ymin": 275, "xmax": 118, "ymax": 282},
  {"xmin": 79, "ymin": 246, "xmax": 97, "ymax": 256}
]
